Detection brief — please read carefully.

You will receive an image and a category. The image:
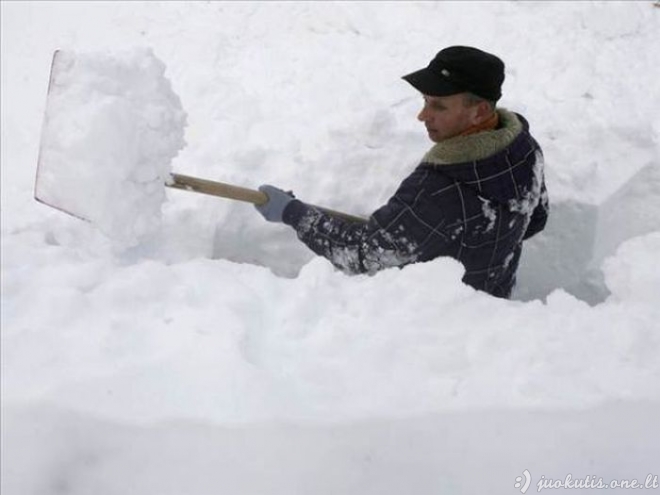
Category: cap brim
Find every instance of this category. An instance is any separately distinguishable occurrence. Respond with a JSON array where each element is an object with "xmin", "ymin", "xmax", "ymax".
[{"xmin": 402, "ymin": 68, "xmax": 463, "ymax": 97}]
